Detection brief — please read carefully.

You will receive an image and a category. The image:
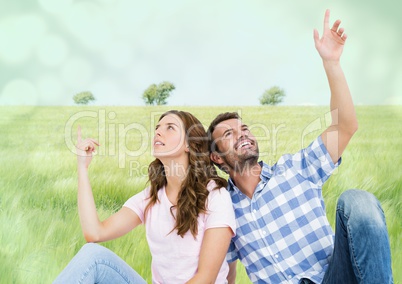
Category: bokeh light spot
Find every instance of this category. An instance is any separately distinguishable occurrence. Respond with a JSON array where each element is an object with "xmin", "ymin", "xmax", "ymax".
[{"xmin": 0, "ymin": 79, "xmax": 39, "ymax": 105}]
